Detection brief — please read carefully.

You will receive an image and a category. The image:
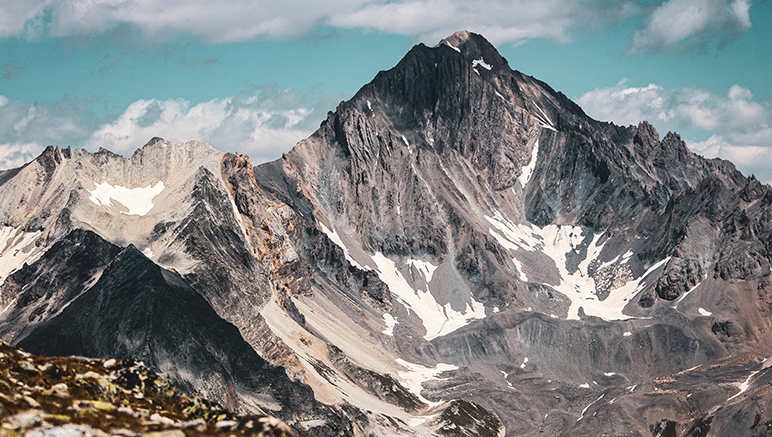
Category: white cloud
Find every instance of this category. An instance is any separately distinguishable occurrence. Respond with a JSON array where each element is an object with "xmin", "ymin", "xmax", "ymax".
[
  {"xmin": 0, "ymin": 86, "xmax": 343, "ymax": 170},
  {"xmin": 0, "ymin": 0, "xmax": 645, "ymax": 46},
  {"xmin": 631, "ymin": 0, "xmax": 752, "ymax": 54},
  {"xmin": 328, "ymin": 0, "xmax": 606, "ymax": 44},
  {"xmin": 0, "ymin": 0, "xmax": 756, "ymax": 51},
  {"xmin": 0, "ymin": 95, "xmax": 98, "ymax": 169},
  {"xmin": 0, "ymin": 0, "xmax": 49, "ymax": 38},
  {"xmin": 577, "ymin": 81, "xmax": 772, "ymax": 183},
  {"xmin": 0, "ymin": 143, "xmax": 44, "ymax": 170},
  {"xmin": 85, "ymin": 86, "xmax": 340, "ymax": 163}
]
